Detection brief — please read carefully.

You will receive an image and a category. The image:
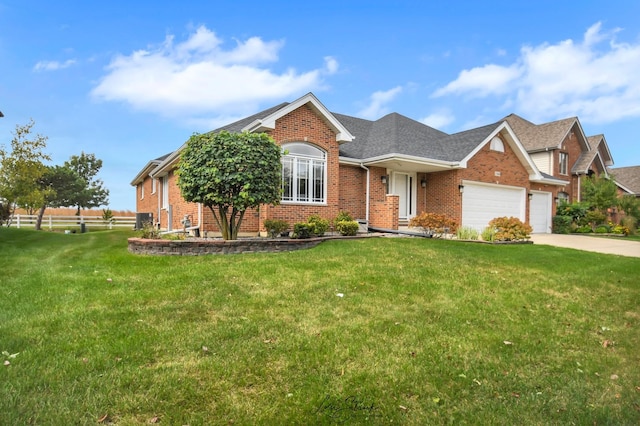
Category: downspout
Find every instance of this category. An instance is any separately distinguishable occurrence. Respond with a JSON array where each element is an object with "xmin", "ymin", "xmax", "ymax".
[
  {"xmin": 360, "ymin": 163, "xmax": 370, "ymax": 223},
  {"xmin": 577, "ymin": 174, "xmax": 581, "ymax": 202},
  {"xmin": 198, "ymin": 202, "xmax": 202, "ymax": 234}
]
